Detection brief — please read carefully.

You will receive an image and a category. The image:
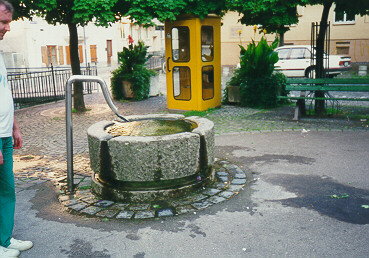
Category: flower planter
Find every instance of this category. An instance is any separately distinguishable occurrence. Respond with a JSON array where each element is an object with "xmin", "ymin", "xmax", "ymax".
[
  {"xmin": 122, "ymin": 80, "xmax": 134, "ymax": 99},
  {"xmin": 227, "ymin": 85, "xmax": 240, "ymax": 103},
  {"xmin": 149, "ymin": 75, "xmax": 160, "ymax": 97}
]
